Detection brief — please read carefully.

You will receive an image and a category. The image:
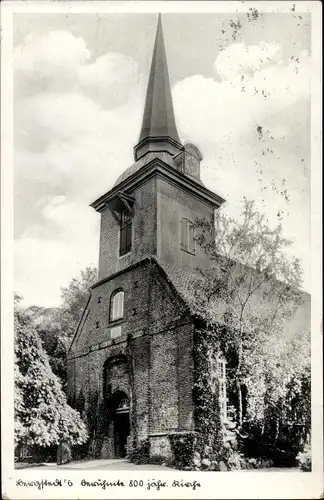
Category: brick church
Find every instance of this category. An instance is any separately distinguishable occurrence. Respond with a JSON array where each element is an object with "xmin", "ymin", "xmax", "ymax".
[{"xmin": 67, "ymin": 15, "xmax": 310, "ymax": 461}]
